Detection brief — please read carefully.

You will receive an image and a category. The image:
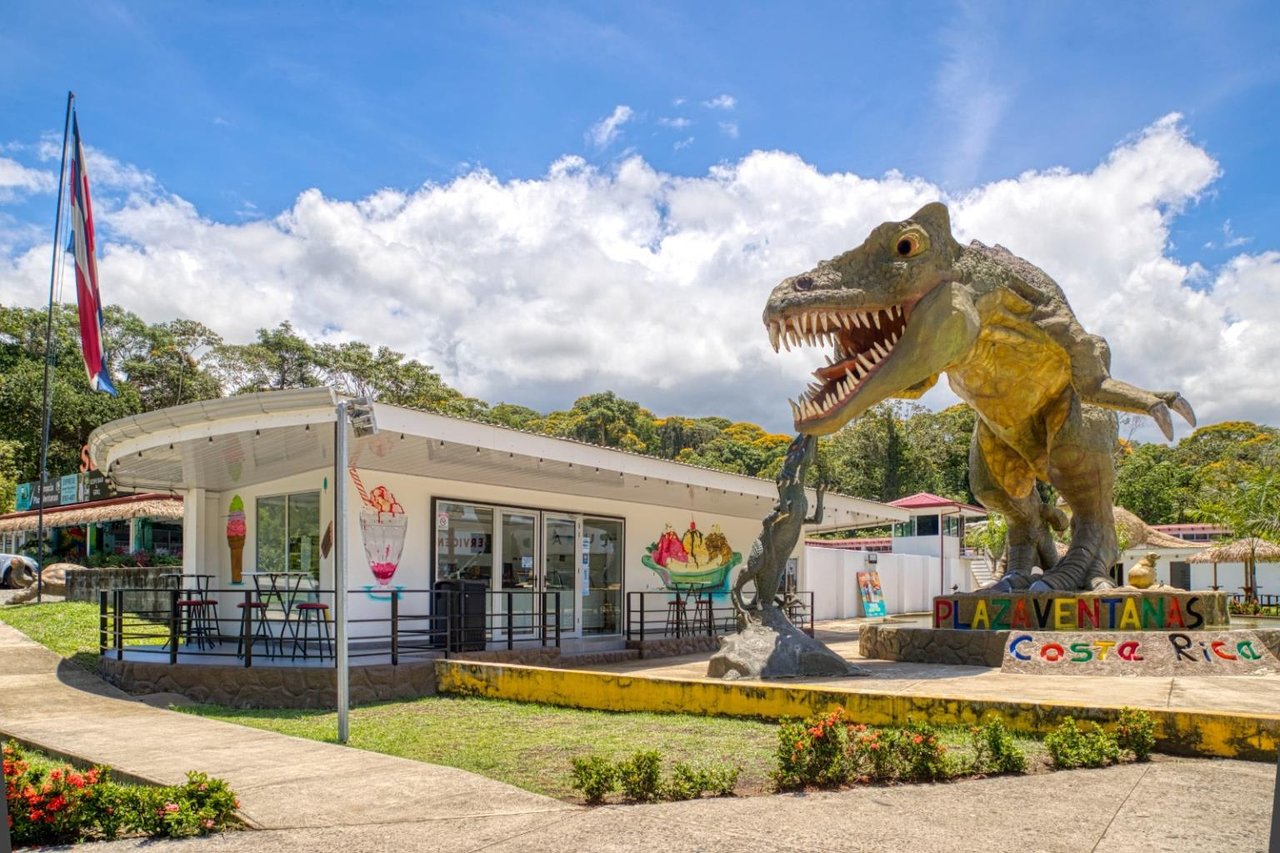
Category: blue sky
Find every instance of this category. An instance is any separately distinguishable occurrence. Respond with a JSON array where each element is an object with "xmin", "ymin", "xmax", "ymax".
[{"xmin": 2, "ymin": 1, "xmax": 1279, "ymax": 434}]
